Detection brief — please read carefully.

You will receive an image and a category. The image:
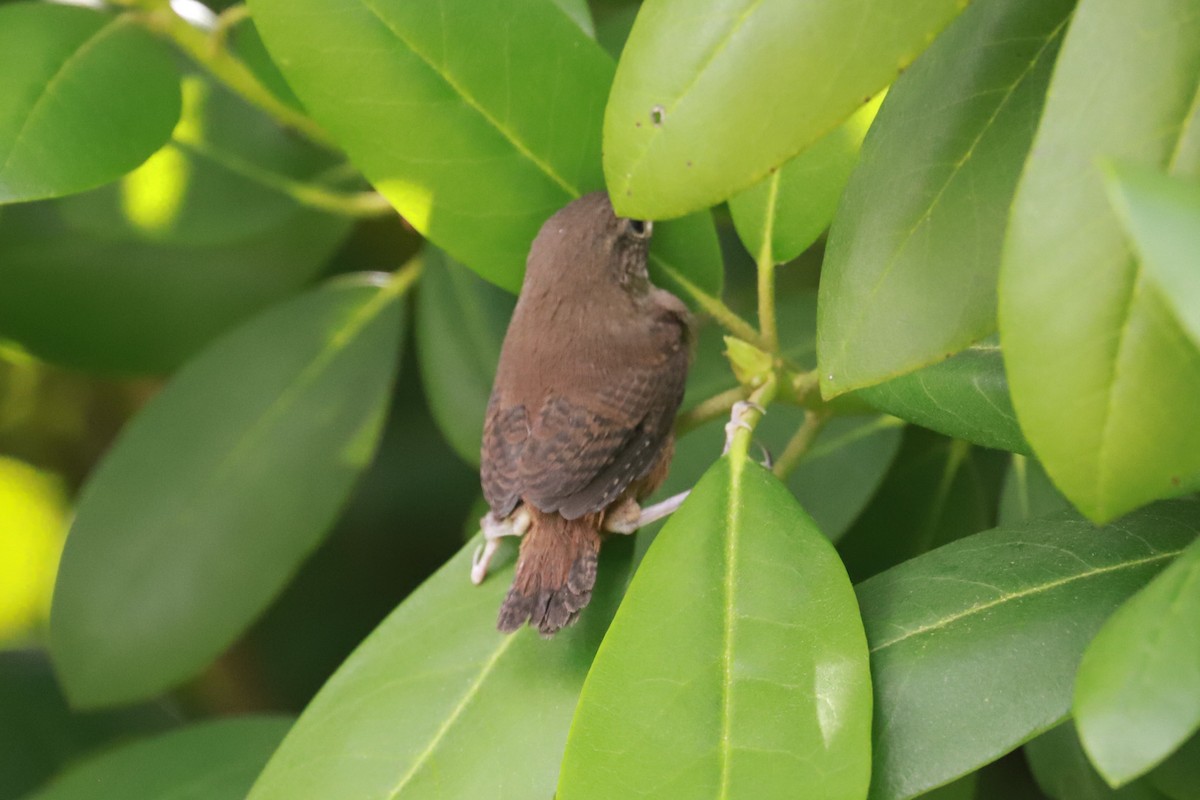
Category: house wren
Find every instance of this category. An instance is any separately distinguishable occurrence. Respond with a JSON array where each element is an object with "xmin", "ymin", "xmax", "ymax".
[{"xmin": 477, "ymin": 191, "xmax": 691, "ymax": 636}]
